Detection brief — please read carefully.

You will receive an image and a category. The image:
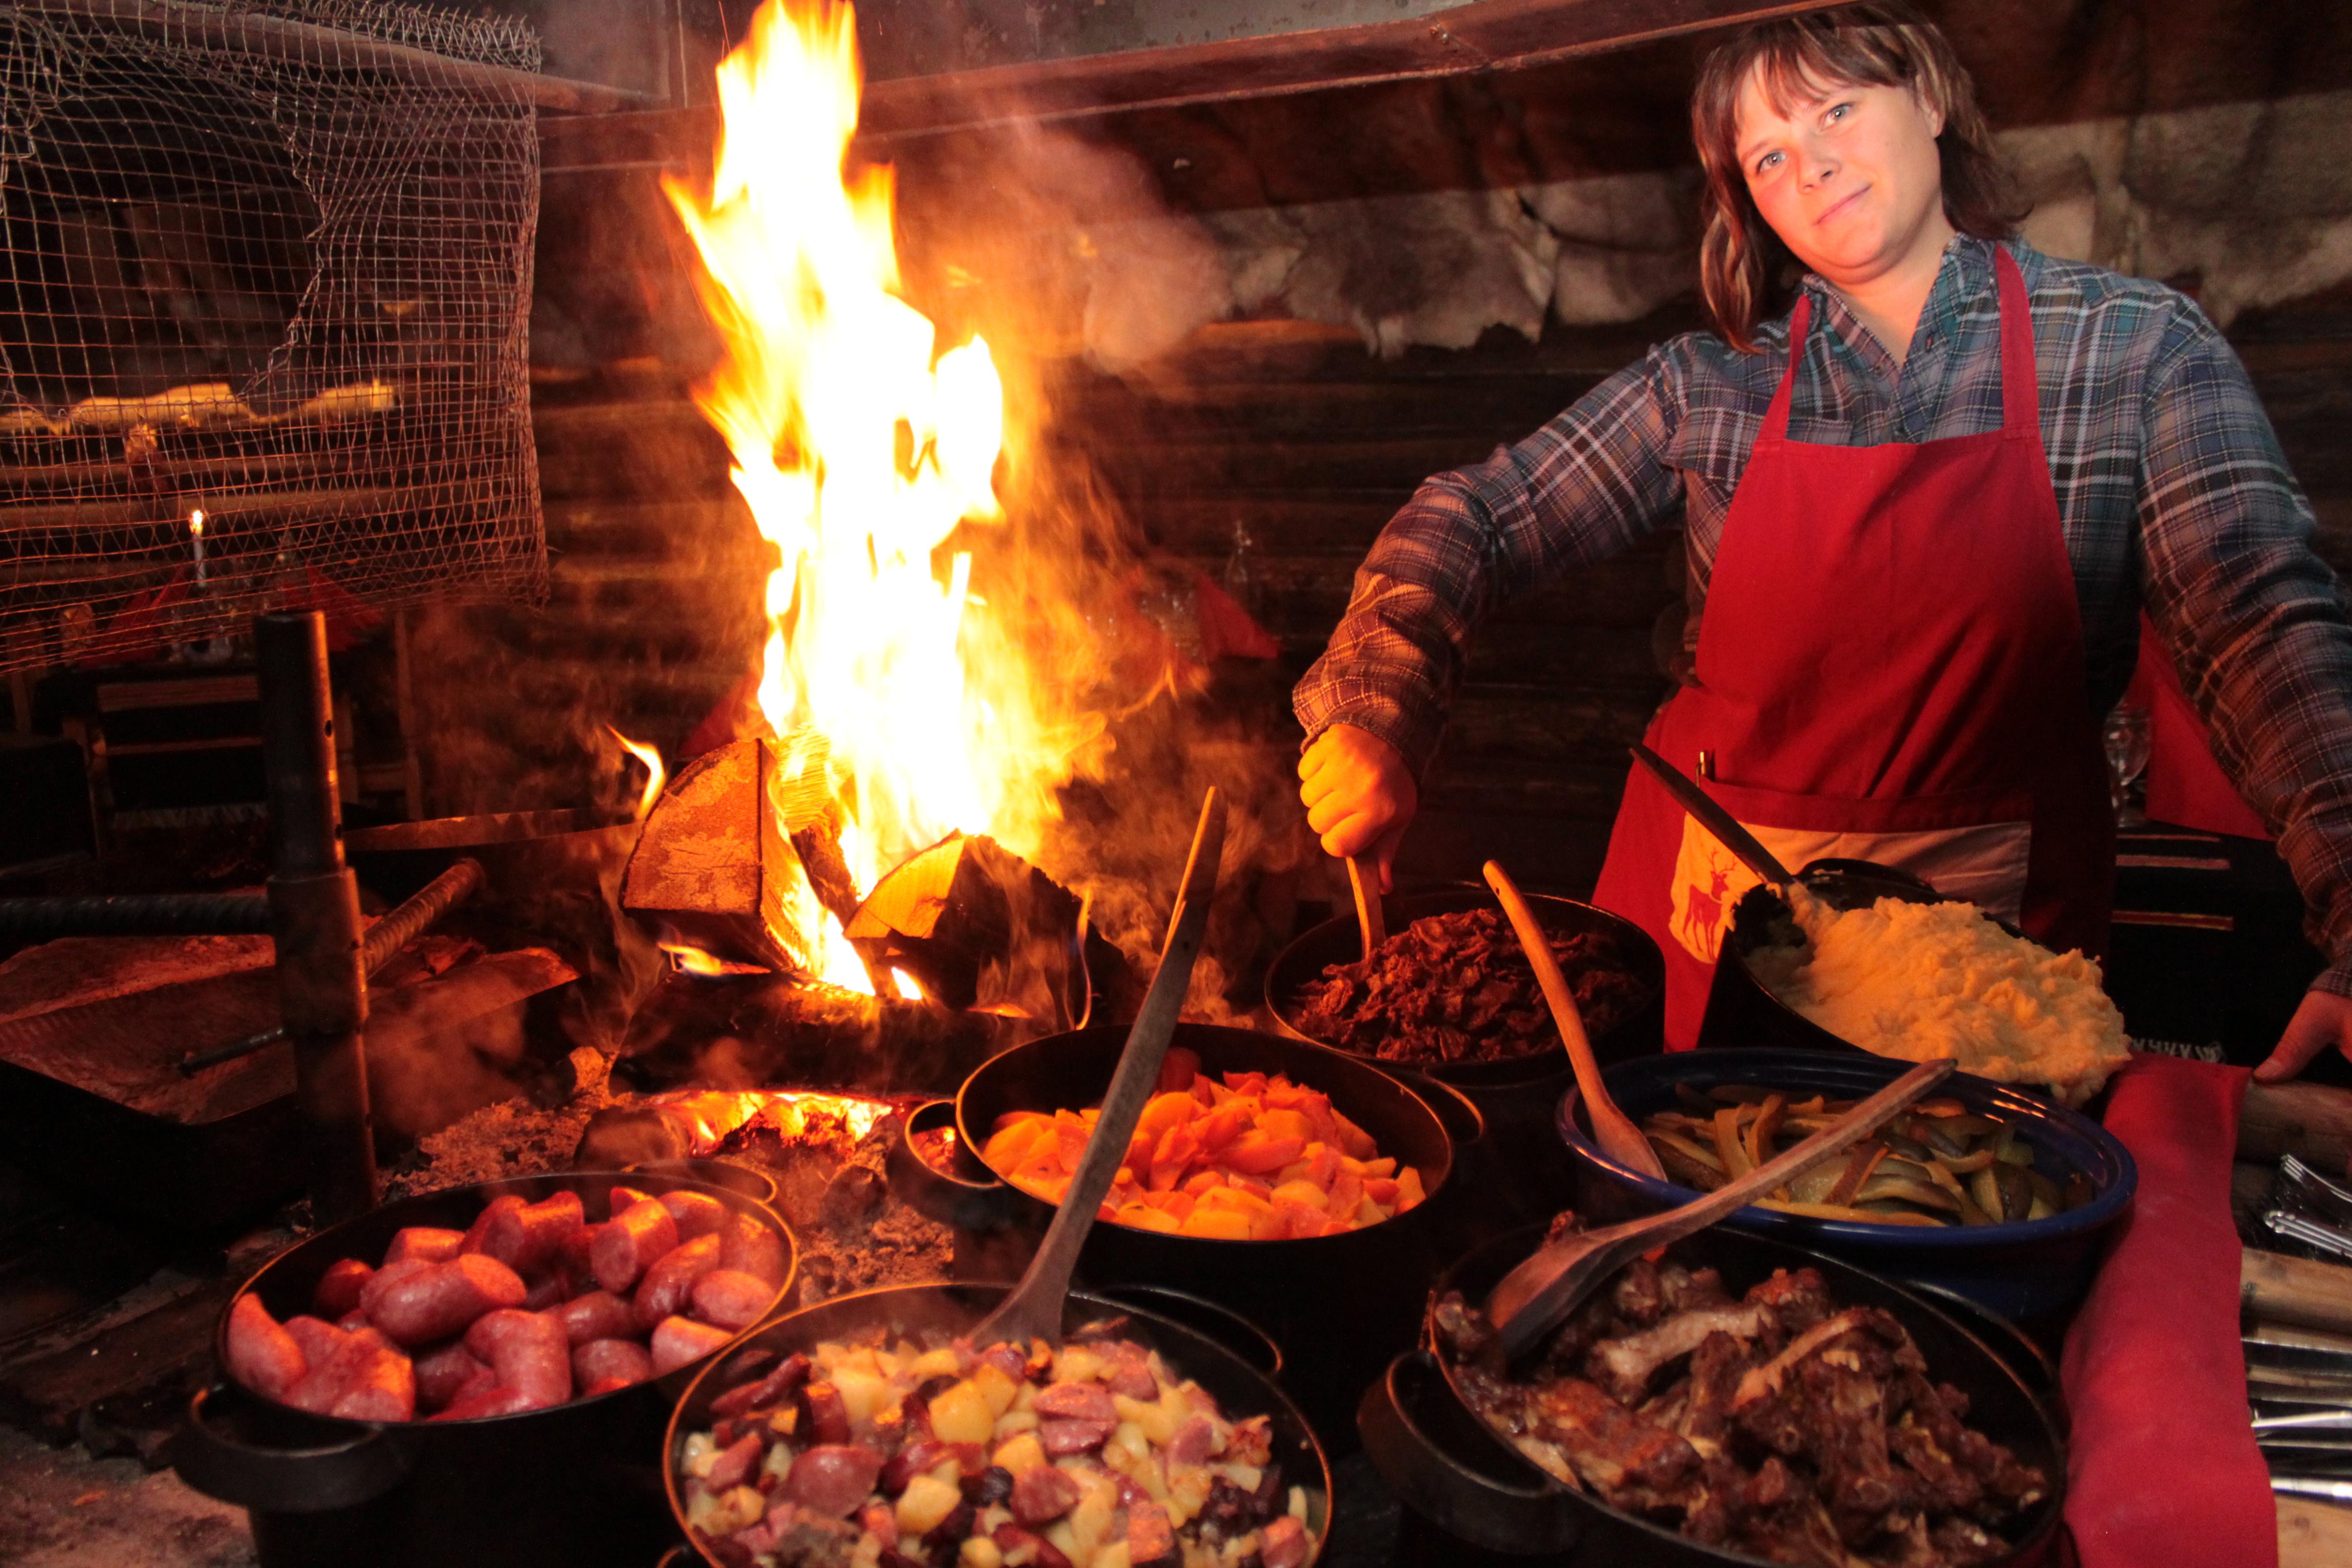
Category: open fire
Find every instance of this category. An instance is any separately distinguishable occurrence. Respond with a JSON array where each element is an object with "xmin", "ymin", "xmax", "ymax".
[{"xmin": 661, "ymin": 0, "xmax": 1101, "ymax": 996}]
